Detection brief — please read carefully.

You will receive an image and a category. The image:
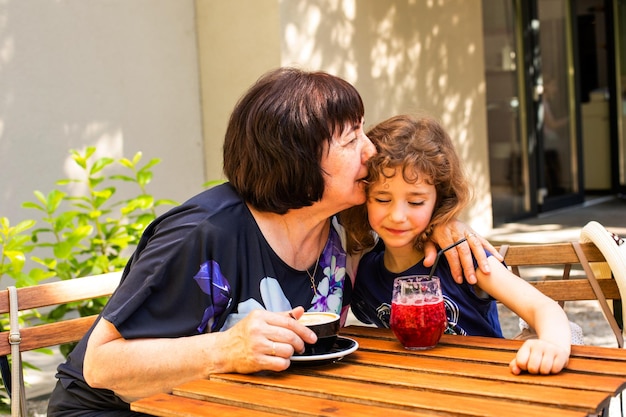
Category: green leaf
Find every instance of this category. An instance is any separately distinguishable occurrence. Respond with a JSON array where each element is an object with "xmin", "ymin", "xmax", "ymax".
[
  {"xmin": 53, "ymin": 241, "xmax": 74, "ymax": 259},
  {"xmin": 121, "ymin": 195, "xmax": 154, "ymax": 214},
  {"xmin": 109, "ymin": 174, "xmax": 135, "ymax": 182},
  {"xmin": 5, "ymin": 235, "xmax": 32, "ymax": 250},
  {"xmin": 84, "ymin": 147, "xmax": 96, "ymax": 159},
  {"xmin": 21, "ymin": 201, "xmax": 45, "ymax": 212},
  {"xmin": 203, "ymin": 179, "xmax": 226, "ymax": 188},
  {"xmin": 132, "ymin": 152, "xmax": 143, "ymax": 165},
  {"xmin": 28, "ymin": 268, "xmax": 56, "ymax": 281},
  {"xmin": 54, "ymin": 211, "xmax": 78, "ymax": 230},
  {"xmin": 90, "ymin": 157, "xmax": 114, "ymax": 175},
  {"xmin": 93, "ymin": 188, "xmax": 114, "ymax": 199},
  {"xmin": 46, "ymin": 190, "xmax": 67, "ymax": 213},
  {"xmin": 138, "ymin": 158, "xmax": 160, "ymax": 172},
  {"xmin": 71, "ymin": 149, "xmax": 88, "ymax": 169},
  {"xmin": 136, "ymin": 170, "xmax": 153, "ymax": 187},
  {"xmin": 33, "ymin": 190, "xmax": 47, "ymax": 205},
  {"xmin": 118, "ymin": 158, "xmax": 134, "ymax": 169},
  {"xmin": 155, "ymin": 198, "xmax": 179, "ymax": 207},
  {"xmin": 31, "ymin": 256, "xmax": 57, "ymax": 269},
  {"xmin": 4, "ymin": 250, "xmax": 26, "ymax": 271},
  {"xmin": 131, "ymin": 213, "xmax": 156, "ymax": 229},
  {"xmin": 89, "ymin": 176, "xmax": 105, "ymax": 188},
  {"xmin": 12, "ymin": 219, "xmax": 36, "ymax": 234}
]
